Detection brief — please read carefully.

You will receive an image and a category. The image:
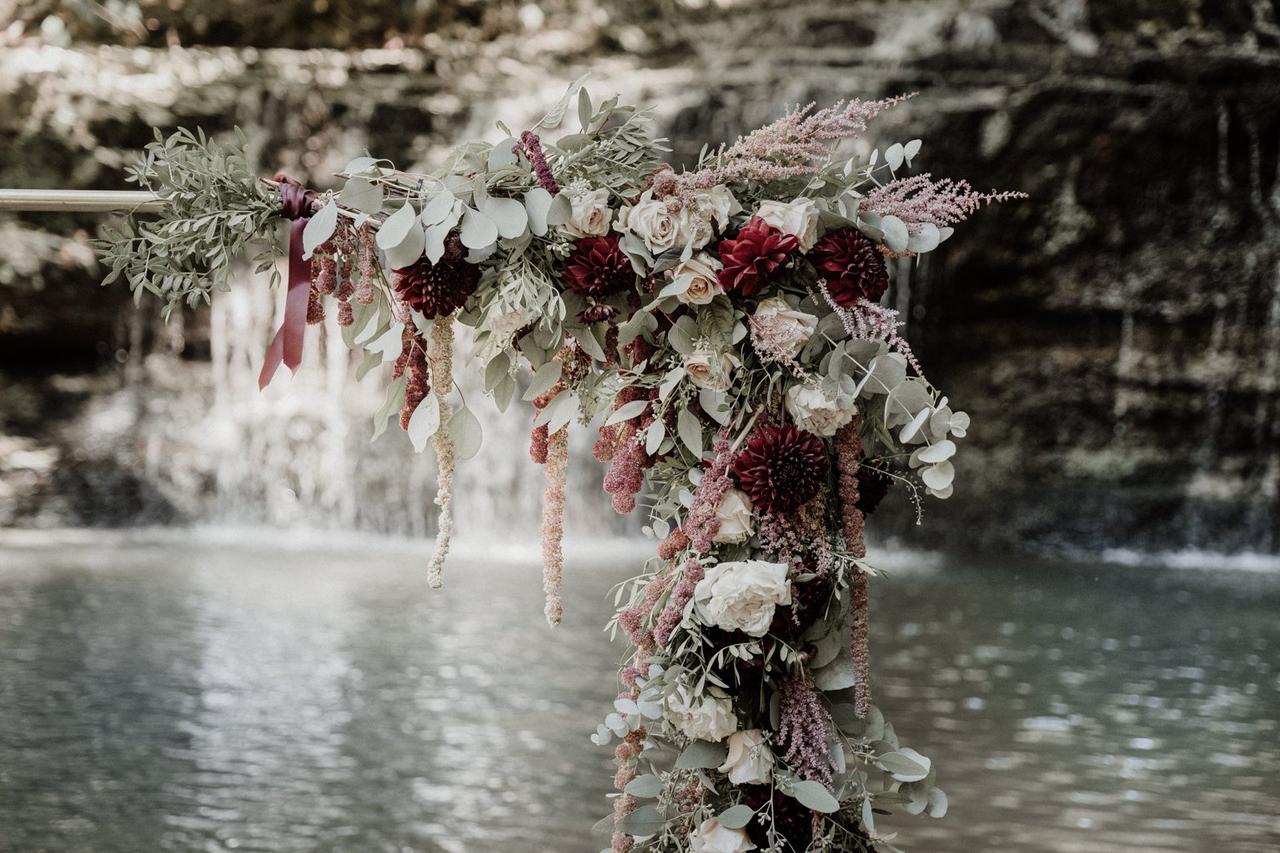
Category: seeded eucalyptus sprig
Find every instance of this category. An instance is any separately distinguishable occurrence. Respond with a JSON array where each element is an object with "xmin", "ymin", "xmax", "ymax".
[{"xmin": 95, "ymin": 127, "xmax": 283, "ymax": 317}]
